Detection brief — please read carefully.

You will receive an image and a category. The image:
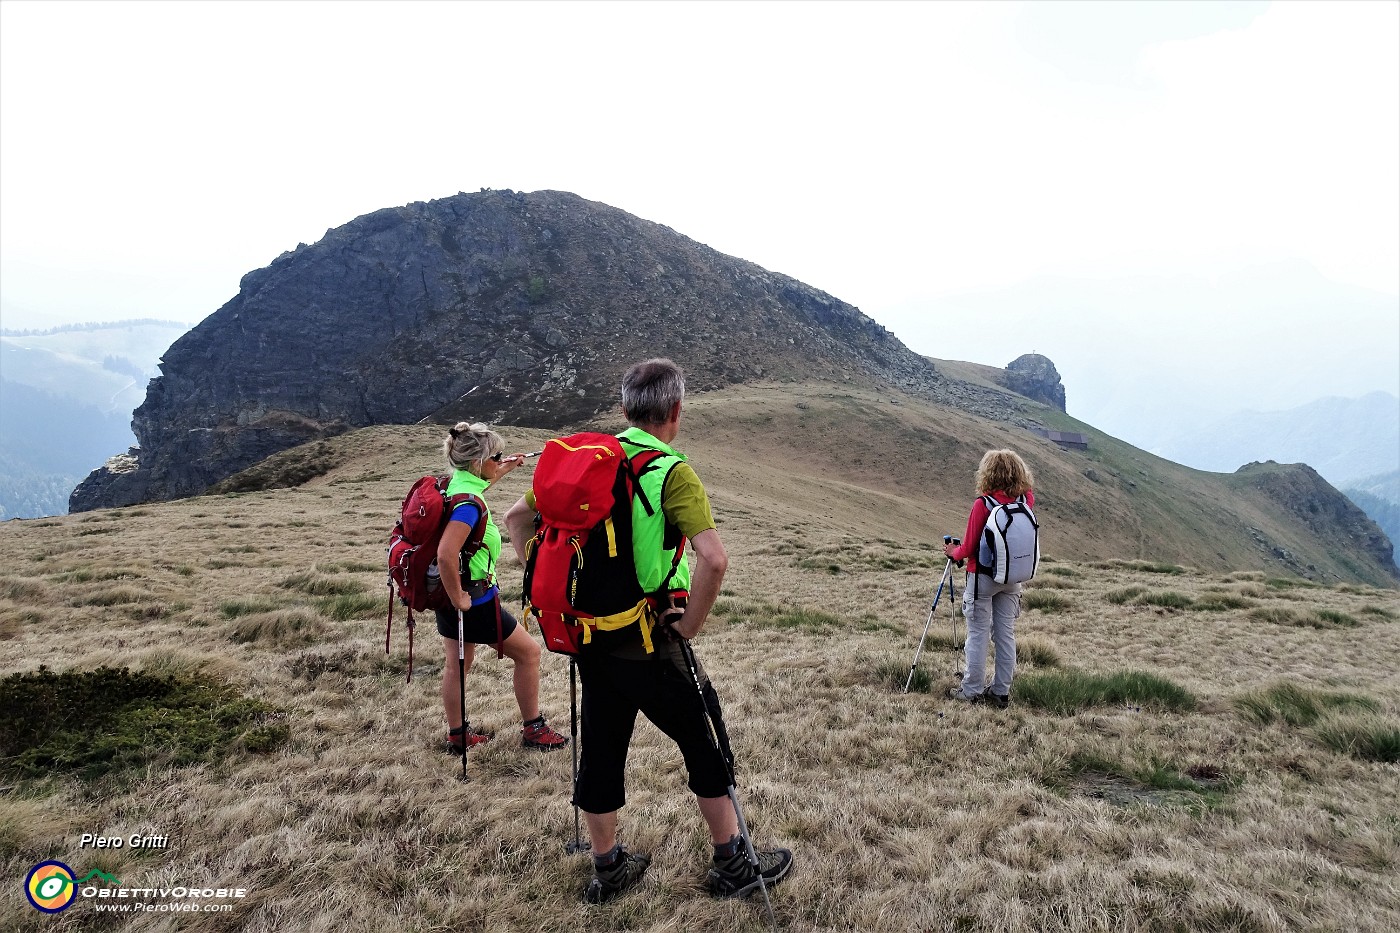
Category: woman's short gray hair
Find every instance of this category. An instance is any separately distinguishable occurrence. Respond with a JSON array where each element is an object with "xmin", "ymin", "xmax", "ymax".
[
  {"xmin": 621, "ymin": 358, "xmax": 685, "ymax": 426},
  {"xmin": 443, "ymin": 422, "xmax": 504, "ymax": 473}
]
